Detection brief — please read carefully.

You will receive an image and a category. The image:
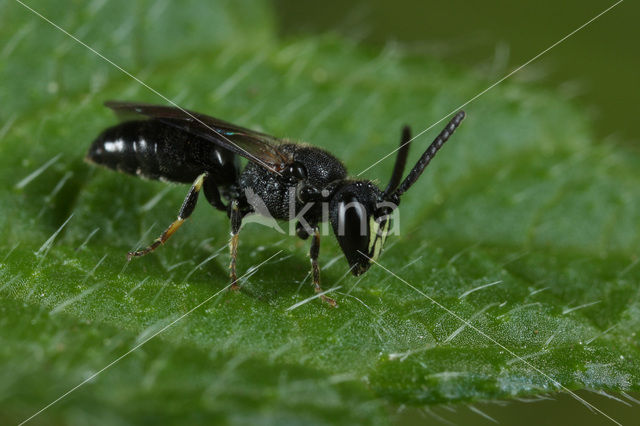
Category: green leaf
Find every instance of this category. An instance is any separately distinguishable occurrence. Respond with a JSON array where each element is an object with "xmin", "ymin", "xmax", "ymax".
[{"xmin": 2, "ymin": 0, "xmax": 639, "ymax": 424}]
